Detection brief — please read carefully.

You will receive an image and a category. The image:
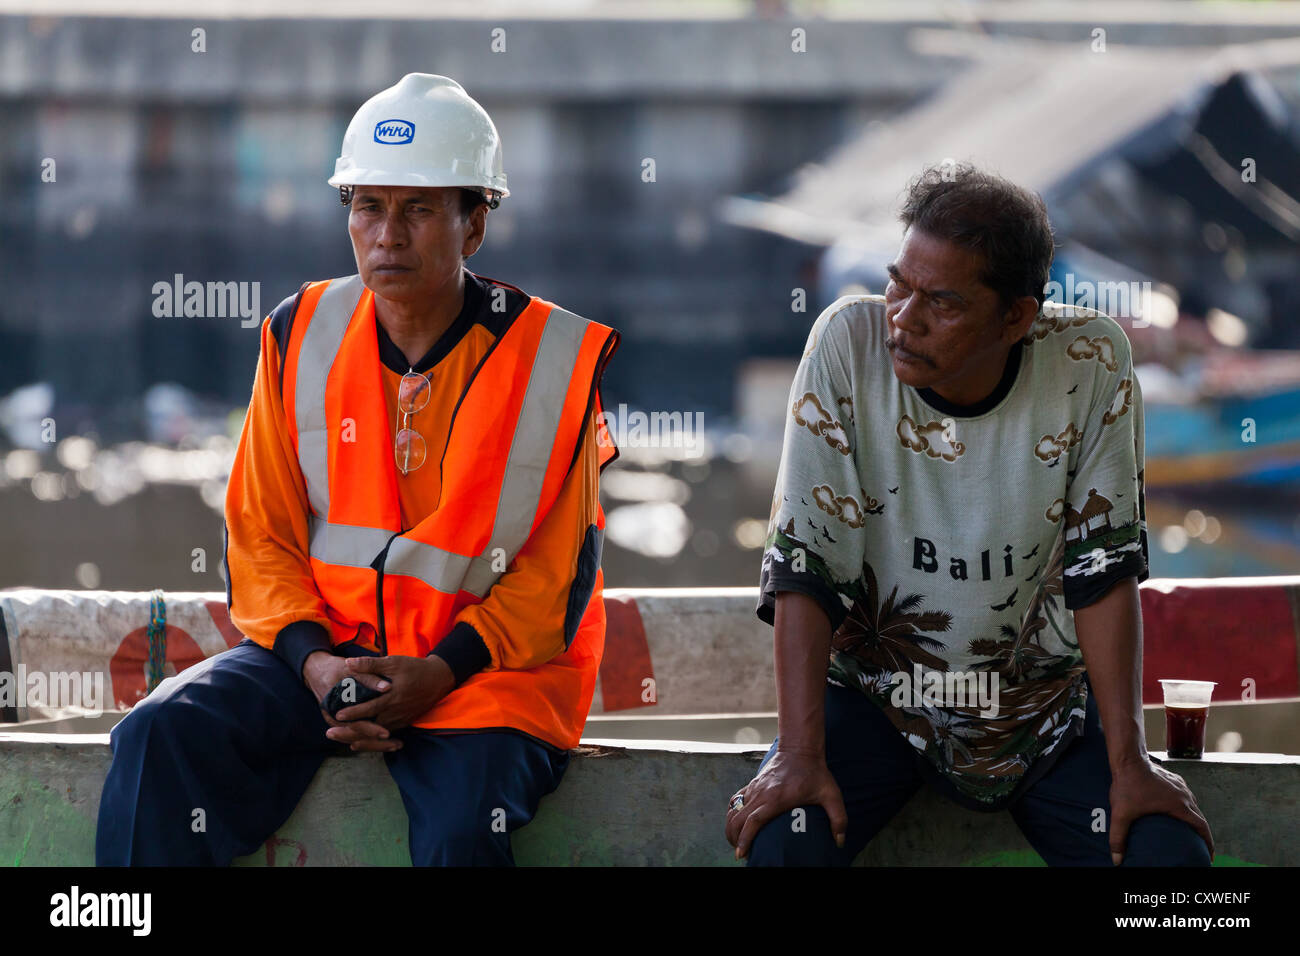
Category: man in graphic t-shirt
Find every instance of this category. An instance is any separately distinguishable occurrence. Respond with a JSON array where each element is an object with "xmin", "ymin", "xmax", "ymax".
[{"xmin": 724, "ymin": 163, "xmax": 1215, "ymax": 867}]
